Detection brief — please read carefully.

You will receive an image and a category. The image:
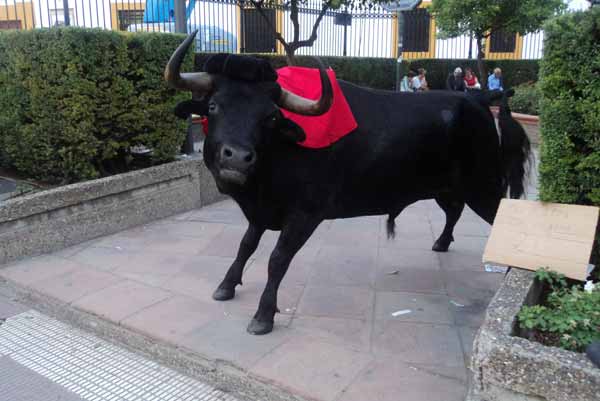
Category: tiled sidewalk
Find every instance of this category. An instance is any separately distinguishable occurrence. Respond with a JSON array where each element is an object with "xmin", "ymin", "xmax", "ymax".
[{"xmin": 0, "ymin": 199, "xmax": 503, "ymax": 401}]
